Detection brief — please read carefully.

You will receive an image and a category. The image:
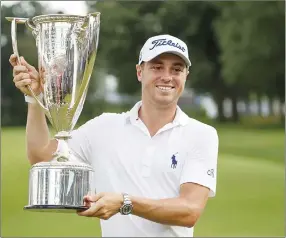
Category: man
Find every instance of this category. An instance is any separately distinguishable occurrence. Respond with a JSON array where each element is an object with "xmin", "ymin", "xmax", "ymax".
[{"xmin": 10, "ymin": 34, "xmax": 219, "ymax": 237}]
